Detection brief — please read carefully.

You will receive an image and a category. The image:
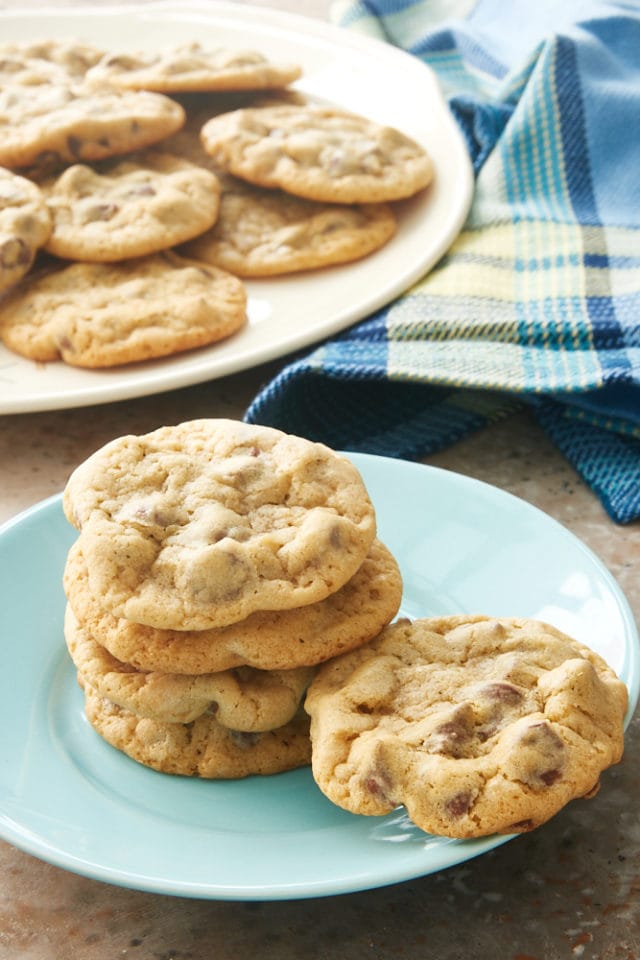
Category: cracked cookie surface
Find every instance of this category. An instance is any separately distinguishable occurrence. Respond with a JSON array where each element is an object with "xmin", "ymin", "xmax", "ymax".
[
  {"xmin": 0, "ymin": 81, "xmax": 185, "ymax": 172},
  {"xmin": 65, "ymin": 604, "xmax": 314, "ymax": 729},
  {"xmin": 0, "ymin": 251, "xmax": 246, "ymax": 367},
  {"xmin": 200, "ymin": 104, "xmax": 433, "ymax": 204},
  {"xmin": 304, "ymin": 615, "xmax": 628, "ymax": 838},
  {"xmin": 182, "ymin": 169, "xmax": 396, "ymax": 276},
  {"xmin": 64, "ymin": 538, "xmax": 401, "ymax": 673},
  {"xmin": 0, "ymin": 39, "xmax": 105, "ymax": 87},
  {"xmin": 86, "ymin": 42, "xmax": 301, "ymax": 93},
  {"xmin": 43, "ymin": 152, "xmax": 221, "ymax": 261},
  {"xmin": 83, "ymin": 683, "xmax": 312, "ymax": 778},
  {"xmin": 63, "ymin": 419, "xmax": 377, "ymax": 630}
]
